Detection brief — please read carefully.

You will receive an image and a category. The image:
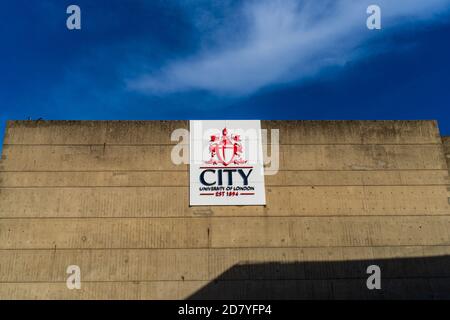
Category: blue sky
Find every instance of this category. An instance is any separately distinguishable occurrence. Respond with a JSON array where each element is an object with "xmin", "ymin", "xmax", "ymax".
[{"xmin": 1, "ymin": 0, "xmax": 450, "ymax": 147}]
